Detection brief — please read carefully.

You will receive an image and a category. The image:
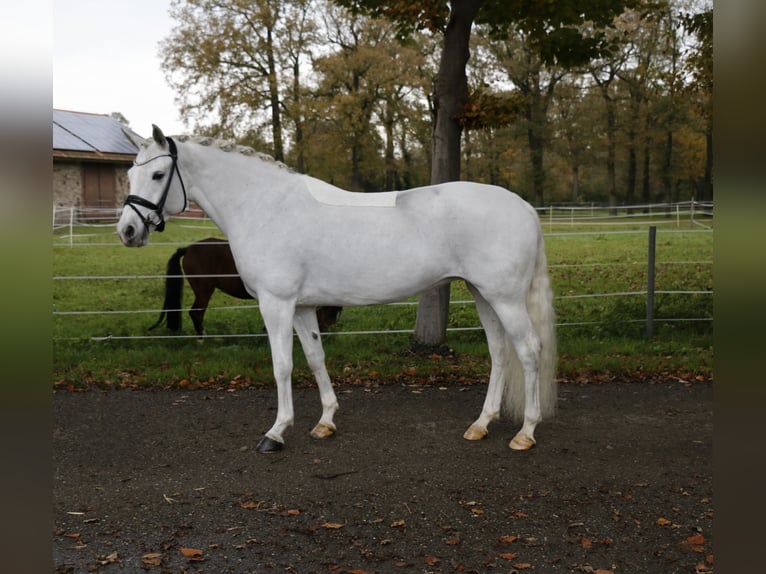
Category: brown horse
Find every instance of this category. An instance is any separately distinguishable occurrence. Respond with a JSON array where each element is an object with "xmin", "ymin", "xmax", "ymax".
[{"xmin": 151, "ymin": 237, "xmax": 342, "ymax": 336}]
